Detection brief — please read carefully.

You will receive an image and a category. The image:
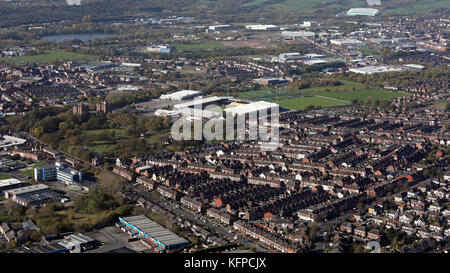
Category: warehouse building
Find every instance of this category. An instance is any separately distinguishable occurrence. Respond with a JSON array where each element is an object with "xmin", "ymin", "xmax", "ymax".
[
  {"xmin": 253, "ymin": 77, "xmax": 287, "ymax": 85},
  {"xmin": 57, "ymin": 233, "xmax": 99, "ymax": 253},
  {"xmin": 349, "ymin": 65, "xmax": 408, "ymax": 74},
  {"xmin": 160, "ymin": 90, "xmax": 201, "ymax": 101},
  {"xmin": 208, "ymin": 25, "xmax": 232, "ymax": 31},
  {"xmin": 281, "ymin": 31, "xmax": 315, "ymax": 39},
  {"xmin": 0, "ymin": 179, "xmax": 28, "ymax": 194},
  {"xmin": 271, "ymin": 53, "xmax": 303, "ymax": 63},
  {"xmin": 346, "ymin": 8, "xmax": 381, "ymax": 16},
  {"xmin": 118, "ymin": 215, "xmax": 190, "ymax": 250},
  {"xmin": 4, "ymin": 184, "xmax": 60, "ymax": 207},
  {"xmin": 246, "ymin": 25, "xmax": 280, "ymax": 31},
  {"xmin": 330, "ymin": 39, "xmax": 365, "ymax": 47}
]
